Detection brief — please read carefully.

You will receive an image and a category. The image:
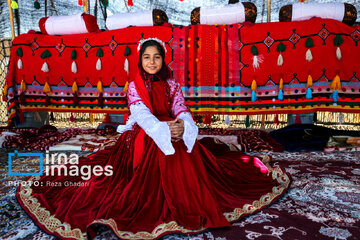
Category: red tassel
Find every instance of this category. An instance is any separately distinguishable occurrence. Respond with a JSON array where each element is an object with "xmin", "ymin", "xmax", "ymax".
[
  {"xmin": 19, "ymin": 92, "xmax": 26, "ymax": 105},
  {"xmin": 295, "ymin": 114, "xmax": 302, "ymax": 124},
  {"xmin": 104, "ymin": 113, "xmax": 110, "ymax": 123},
  {"xmin": 45, "ymin": 94, "xmax": 50, "ymax": 107},
  {"xmin": 19, "ymin": 111, "xmax": 24, "ymax": 123},
  {"xmin": 128, "ymin": 0, "xmax": 133, "ymax": 6},
  {"xmin": 204, "ymin": 114, "xmax": 212, "ymax": 125},
  {"xmin": 78, "ymin": 0, "xmax": 83, "ymax": 6},
  {"xmin": 274, "ymin": 114, "xmax": 279, "ymax": 124},
  {"xmin": 73, "ymin": 91, "xmax": 79, "ymax": 105},
  {"xmin": 70, "ymin": 113, "xmax": 75, "ymax": 122},
  {"xmin": 98, "ymin": 92, "xmax": 104, "ymax": 107},
  {"xmin": 2, "ymin": 94, "xmax": 6, "ymax": 102}
]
